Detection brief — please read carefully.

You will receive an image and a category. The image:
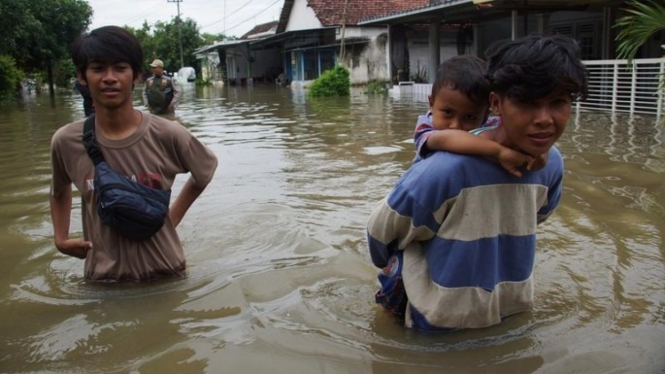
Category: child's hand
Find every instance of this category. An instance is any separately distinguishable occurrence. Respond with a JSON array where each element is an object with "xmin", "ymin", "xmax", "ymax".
[
  {"xmin": 526, "ymin": 153, "xmax": 548, "ymax": 171},
  {"xmin": 497, "ymin": 148, "xmax": 533, "ymax": 177}
]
